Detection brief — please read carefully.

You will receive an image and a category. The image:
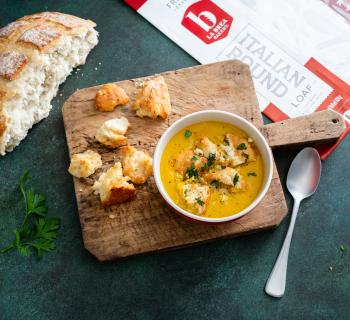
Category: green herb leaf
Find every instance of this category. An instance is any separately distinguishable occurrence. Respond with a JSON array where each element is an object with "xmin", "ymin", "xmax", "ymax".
[
  {"xmin": 191, "ymin": 156, "xmax": 198, "ymax": 162},
  {"xmin": 210, "ymin": 180, "xmax": 220, "ymax": 189},
  {"xmin": 184, "ymin": 130, "xmax": 192, "ymax": 139},
  {"xmin": 201, "ymin": 153, "xmax": 216, "ymax": 171},
  {"xmin": 208, "ymin": 153, "xmax": 216, "ymax": 162},
  {"xmin": 340, "ymin": 245, "xmax": 348, "ymax": 253},
  {"xmin": 237, "ymin": 143, "xmax": 247, "ymax": 150},
  {"xmin": 233, "ymin": 174, "xmax": 239, "ymax": 187},
  {"xmin": 196, "ymin": 198, "xmax": 205, "ymax": 206},
  {"xmin": 248, "ymin": 172, "xmax": 257, "ymax": 177},
  {"xmin": 186, "ymin": 164, "xmax": 199, "ymax": 179},
  {"xmin": 0, "ymin": 171, "xmax": 60, "ymax": 260},
  {"xmin": 221, "ymin": 165, "xmax": 226, "ymax": 169}
]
